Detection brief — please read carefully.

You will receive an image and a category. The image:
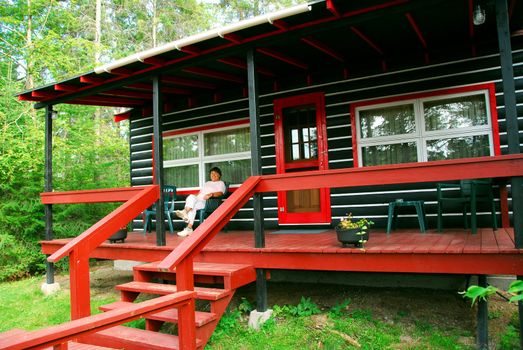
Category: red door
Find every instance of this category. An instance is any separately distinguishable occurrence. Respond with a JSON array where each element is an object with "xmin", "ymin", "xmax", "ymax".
[{"xmin": 274, "ymin": 92, "xmax": 330, "ymax": 224}]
